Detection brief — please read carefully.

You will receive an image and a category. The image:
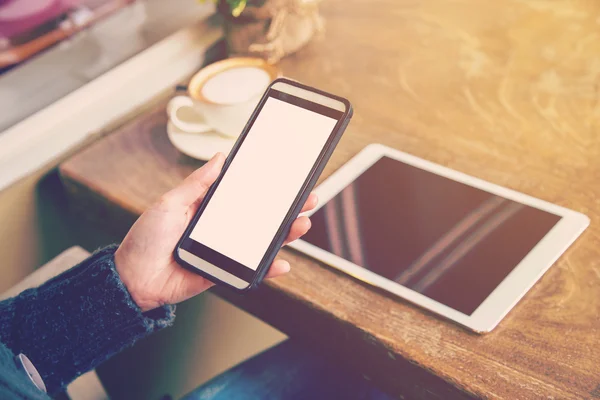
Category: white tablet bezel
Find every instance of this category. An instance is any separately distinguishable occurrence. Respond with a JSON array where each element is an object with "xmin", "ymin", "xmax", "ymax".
[{"xmin": 289, "ymin": 143, "xmax": 590, "ymax": 333}]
